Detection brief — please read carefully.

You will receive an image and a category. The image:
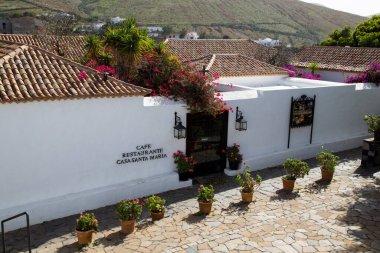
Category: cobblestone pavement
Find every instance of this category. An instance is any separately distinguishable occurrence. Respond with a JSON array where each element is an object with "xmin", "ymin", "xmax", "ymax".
[{"xmin": 2, "ymin": 148, "xmax": 380, "ymax": 253}]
